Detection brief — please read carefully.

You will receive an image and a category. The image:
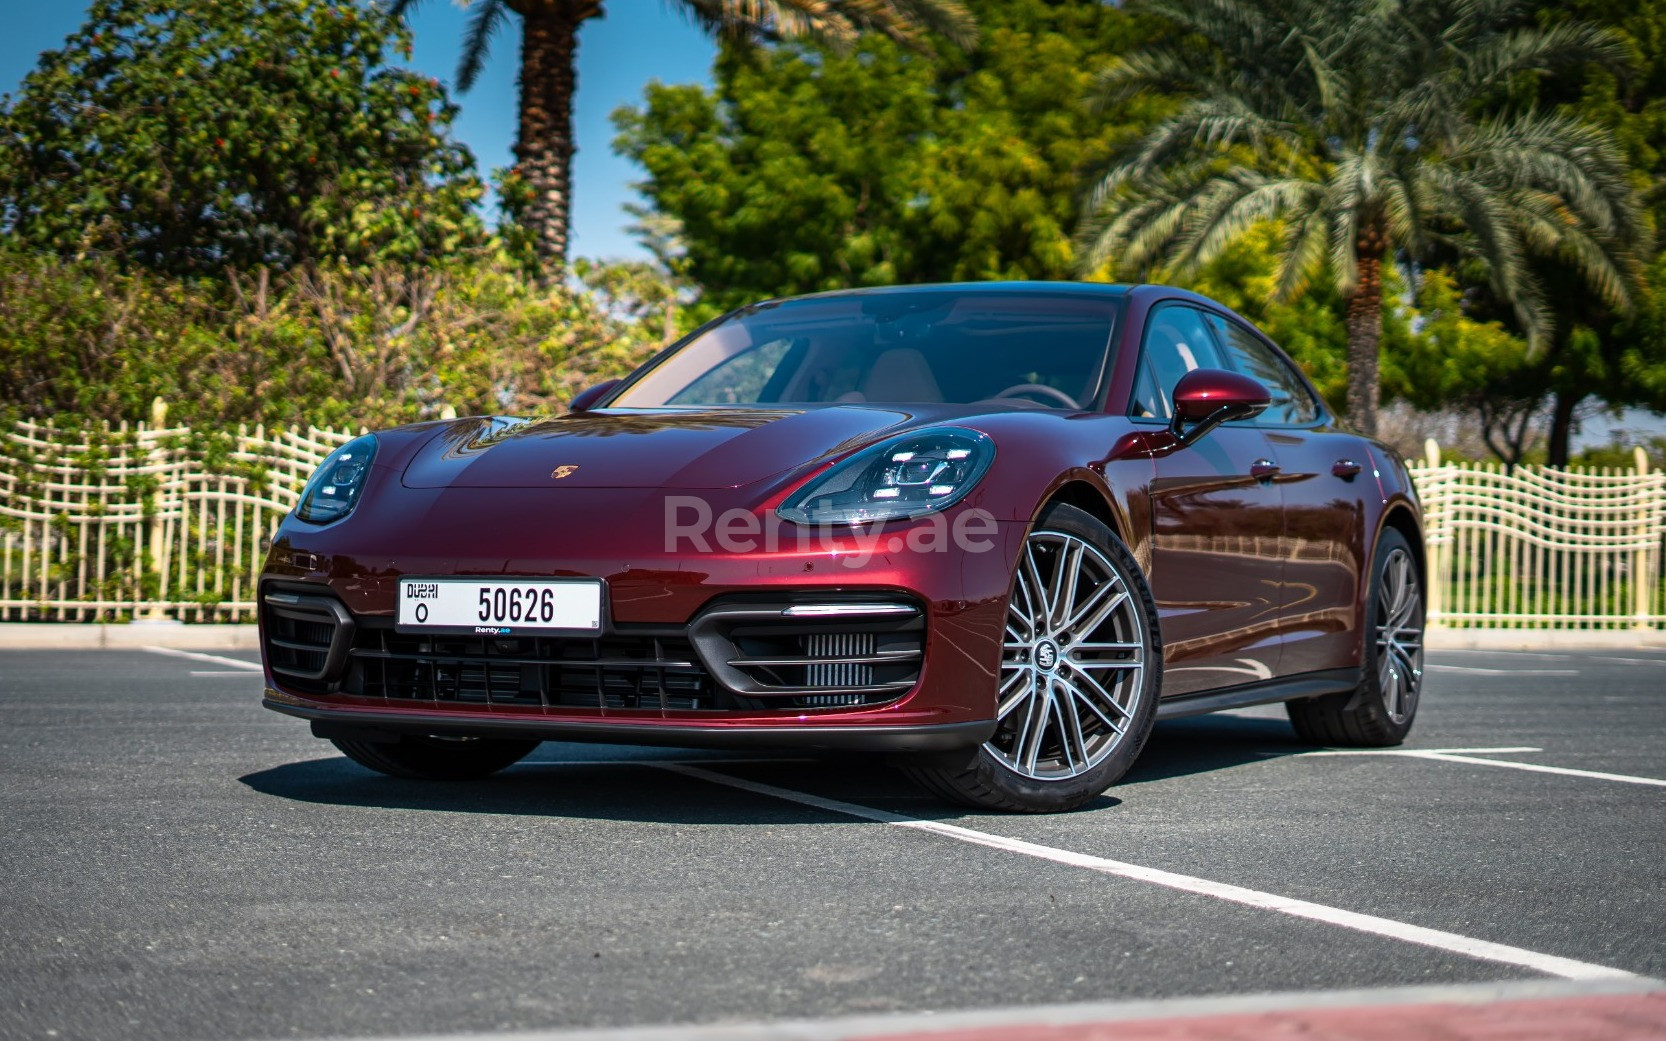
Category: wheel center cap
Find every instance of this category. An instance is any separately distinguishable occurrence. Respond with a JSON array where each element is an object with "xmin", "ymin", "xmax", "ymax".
[{"xmin": 1034, "ymin": 639, "xmax": 1060, "ymax": 672}]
